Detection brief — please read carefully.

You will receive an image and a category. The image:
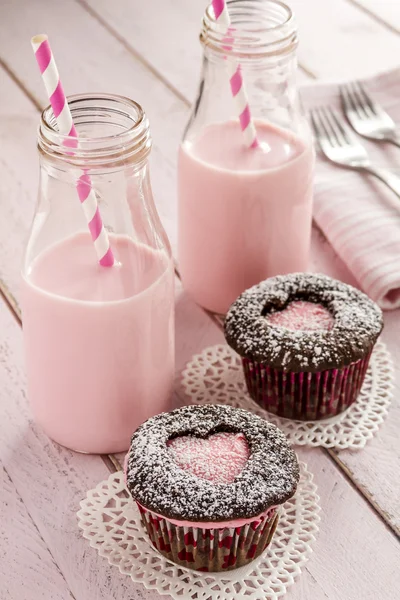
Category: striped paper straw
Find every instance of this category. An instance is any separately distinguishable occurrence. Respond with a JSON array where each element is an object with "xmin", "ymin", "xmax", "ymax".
[
  {"xmin": 31, "ymin": 34, "xmax": 114, "ymax": 267},
  {"xmin": 212, "ymin": 0, "xmax": 259, "ymax": 149}
]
